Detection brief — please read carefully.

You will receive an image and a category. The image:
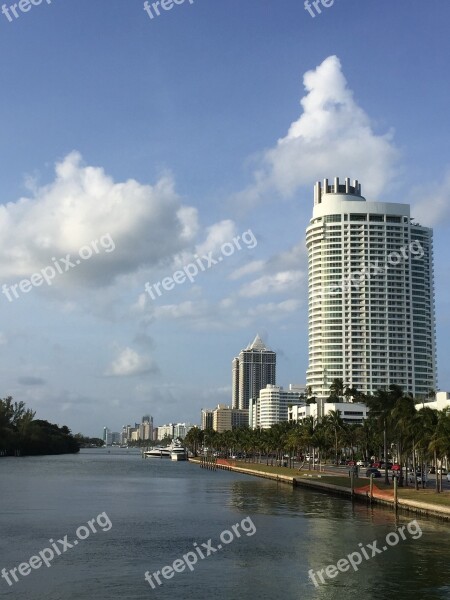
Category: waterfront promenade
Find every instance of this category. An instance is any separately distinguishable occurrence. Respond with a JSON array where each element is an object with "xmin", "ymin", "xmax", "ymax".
[{"xmin": 190, "ymin": 457, "xmax": 450, "ymax": 521}]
